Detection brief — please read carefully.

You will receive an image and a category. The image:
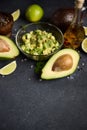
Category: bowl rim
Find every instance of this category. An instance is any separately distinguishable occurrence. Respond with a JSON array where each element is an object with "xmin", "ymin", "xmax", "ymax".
[{"xmin": 16, "ymin": 22, "xmax": 64, "ymax": 57}]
